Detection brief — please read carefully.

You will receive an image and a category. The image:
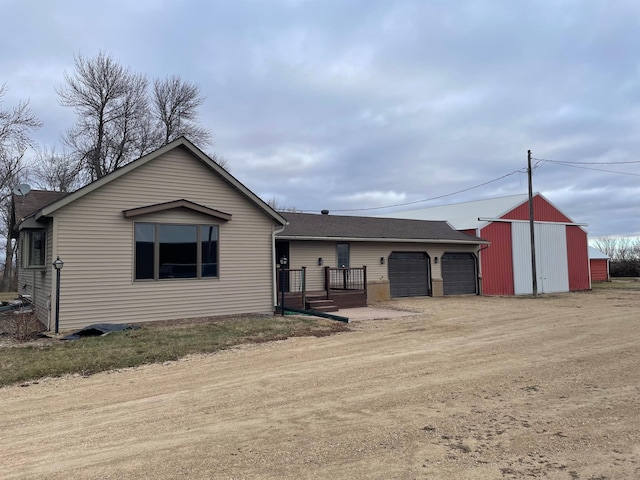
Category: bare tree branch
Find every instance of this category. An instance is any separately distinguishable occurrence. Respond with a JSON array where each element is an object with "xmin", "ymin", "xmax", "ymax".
[
  {"xmin": 0, "ymin": 84, "xmax": 42, "ymax": 155},
  {"xmin": 32, "ymin": 145, "xmax": 84, "ymax": 192},
  {"xmin": 208, "ymin": 152, "xmax": 230, "ymax": 171},
  {"xmin": 57, "ymin": 52, "xmax": 151, "ymax": 180},
  {"xmin": 265, "ymin": 197, "xmax": 299, "ymax": 212},
  {"xmin": 0, "ymin": 84, "xmax": 41, "ymax": 291},
  {"xmin": 152, "ymin": 75, "xmax": 211, "ymax": 147}
]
